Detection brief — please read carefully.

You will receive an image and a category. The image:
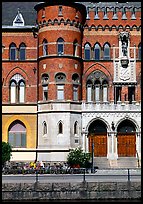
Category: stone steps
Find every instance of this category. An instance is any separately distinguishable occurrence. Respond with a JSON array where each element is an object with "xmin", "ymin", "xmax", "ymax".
[{"xmin": 93, "ymin": 157, "xmax": 139, "ymax": 169}]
